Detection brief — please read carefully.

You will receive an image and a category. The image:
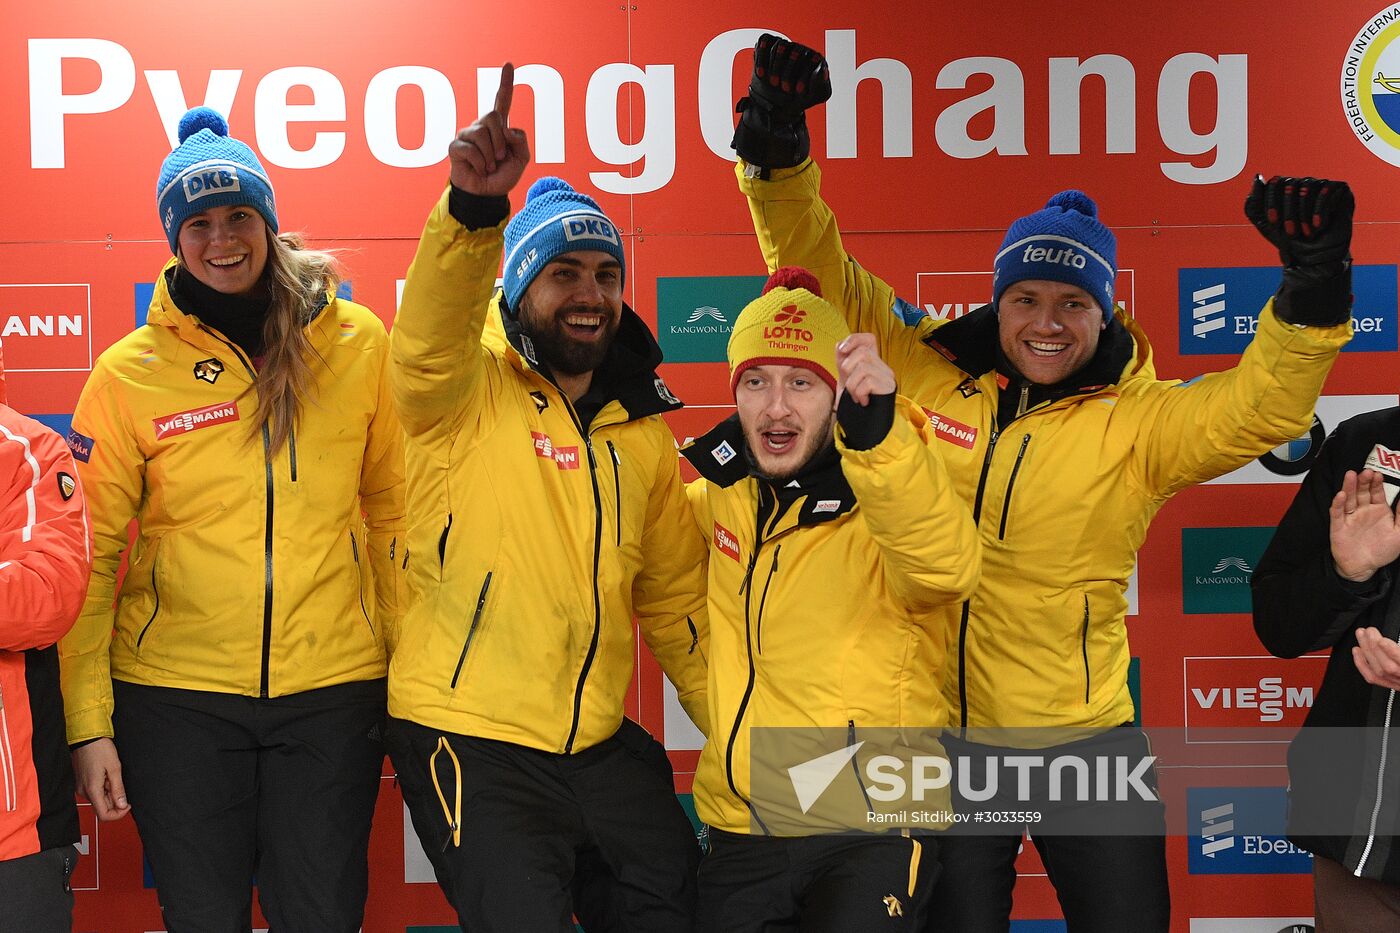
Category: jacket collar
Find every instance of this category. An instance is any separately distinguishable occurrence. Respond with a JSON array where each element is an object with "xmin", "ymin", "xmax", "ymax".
[
  {"xmin": 492, "ymin": 291, "xmax": 683, "ymax": 423},
  {"xmin": 683, "ymin": 414, "xmax": 857, "ymax": 530},
  {"xmin": 148, "ymin": 258, "xmax": 331, "ymax": 364}
]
